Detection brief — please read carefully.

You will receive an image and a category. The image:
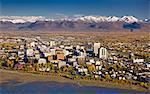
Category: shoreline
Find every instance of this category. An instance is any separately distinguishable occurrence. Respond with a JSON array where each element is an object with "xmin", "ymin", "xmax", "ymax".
[{"xmin": 0, "ymin": 69, "xmax": 149, "ymax": 92}]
